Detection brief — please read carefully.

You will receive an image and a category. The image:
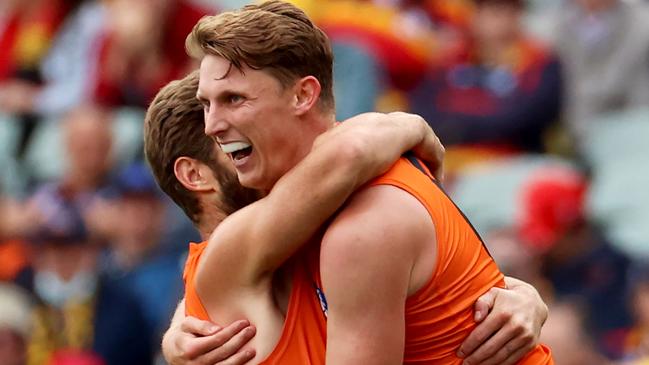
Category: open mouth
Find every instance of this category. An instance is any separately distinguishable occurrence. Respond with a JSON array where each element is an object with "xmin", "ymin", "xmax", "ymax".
[
  {"xmin": 231, "ymin": 146, "xmax": 252, "ymax": 161},
  {"xmin": 220, "ymin": 142, "xmax": 253, "ymax": 163}
]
